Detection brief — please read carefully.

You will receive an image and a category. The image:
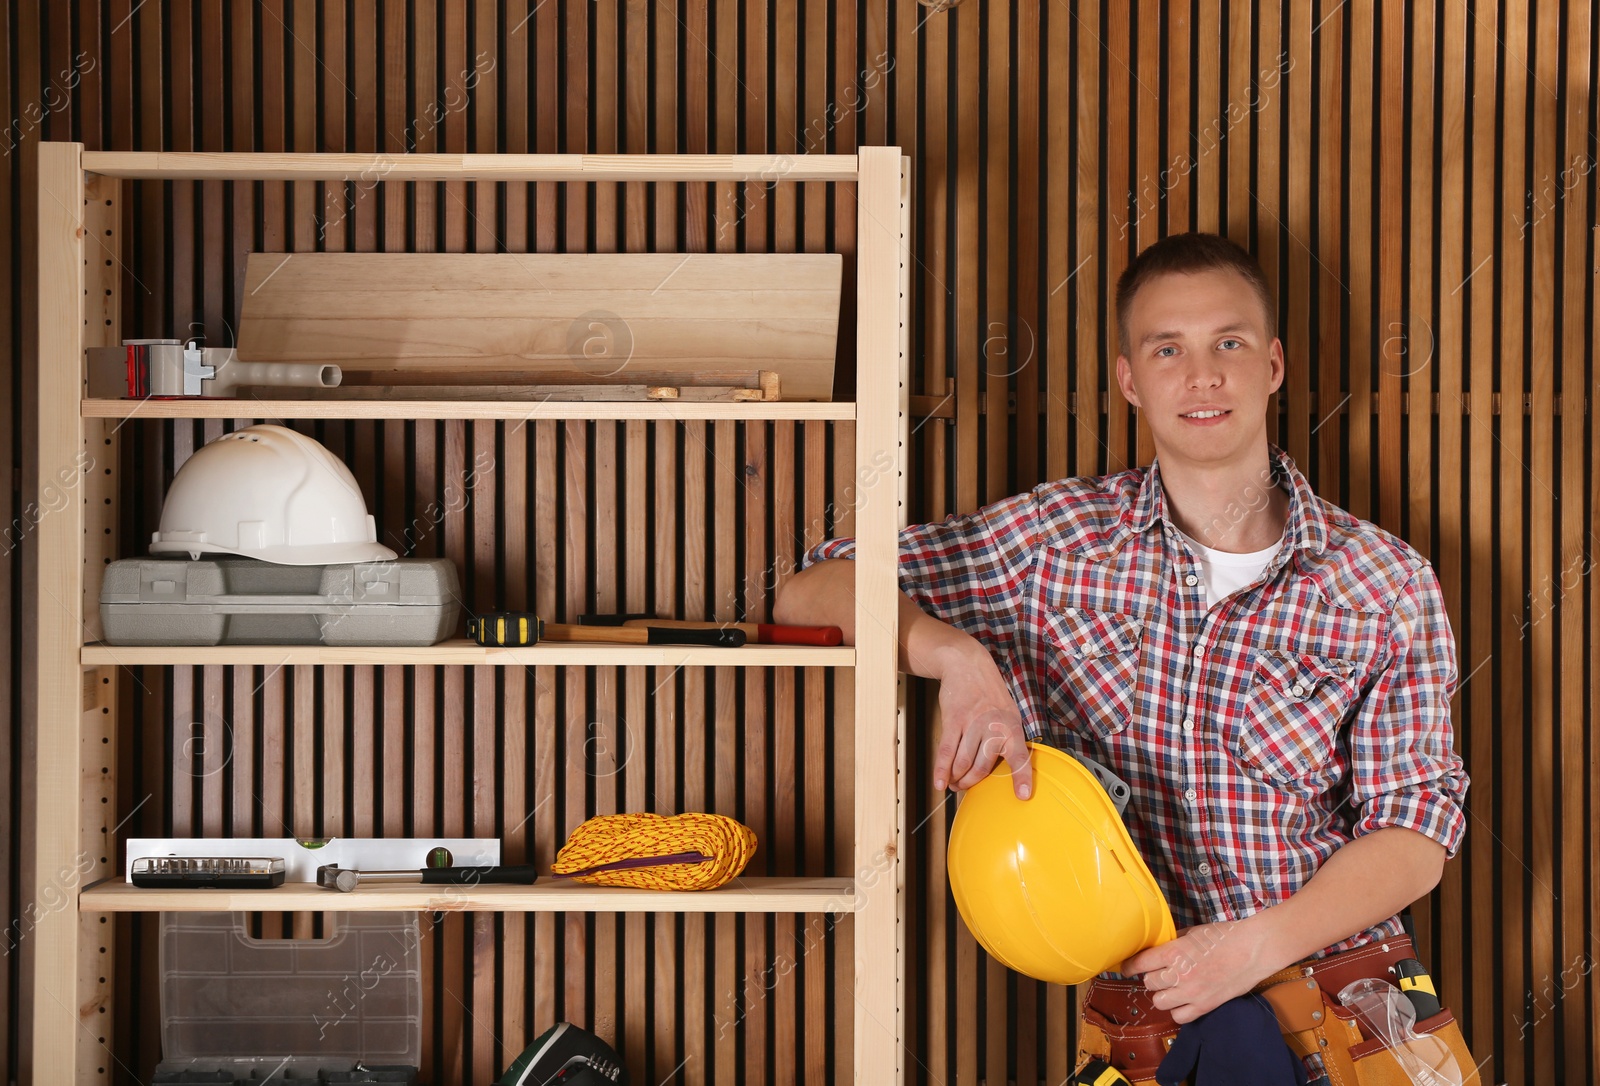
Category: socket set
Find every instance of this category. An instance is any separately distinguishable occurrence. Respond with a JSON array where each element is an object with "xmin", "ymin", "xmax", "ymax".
[{"xmin": 132, "ymin": 856, "xmax": 286, "ymax": 889}]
